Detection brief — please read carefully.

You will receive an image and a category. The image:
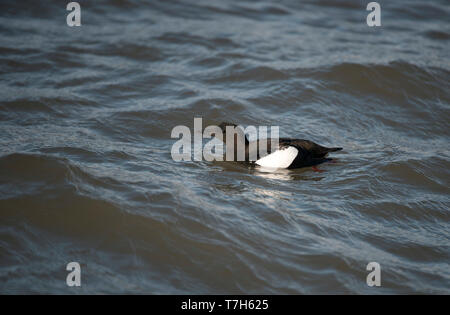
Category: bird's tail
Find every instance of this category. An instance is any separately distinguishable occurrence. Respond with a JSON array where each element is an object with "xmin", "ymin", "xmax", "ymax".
[
  {"xmin": 313, "ymin": 146, "xmax": 342, "ymax": 158},
  {"xmin": 327, "ymin": 147, "xmax": 343, "ymax": 152}
]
